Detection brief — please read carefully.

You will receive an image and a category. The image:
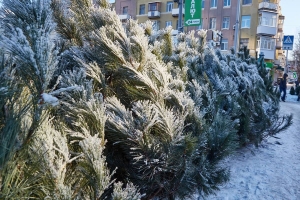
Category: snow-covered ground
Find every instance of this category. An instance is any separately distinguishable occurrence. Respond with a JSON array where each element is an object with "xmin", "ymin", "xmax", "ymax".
[{"xmin": 201, "ymin": 89, "xmax": 300, "ymax": 200}]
